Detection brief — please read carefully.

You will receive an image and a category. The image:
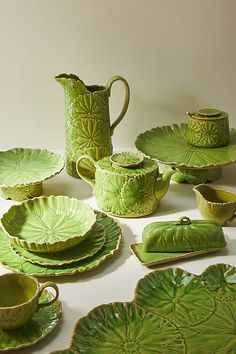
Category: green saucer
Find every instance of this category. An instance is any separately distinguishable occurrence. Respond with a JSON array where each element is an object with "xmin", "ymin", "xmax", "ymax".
[
  {"xmin": 130, "ymin": 243, "xmax": 224, "ymax": 267},
  {"xmin": 0, "ymin": 290, "xmax": 62, "ymax": 351},
  {"xmin": 11, "ymin": 223, "xmax": 105, "ymax": 266}
]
